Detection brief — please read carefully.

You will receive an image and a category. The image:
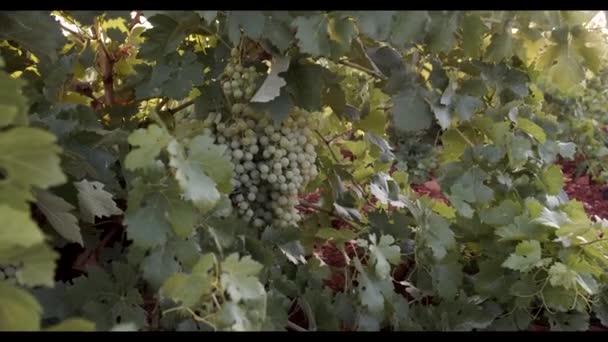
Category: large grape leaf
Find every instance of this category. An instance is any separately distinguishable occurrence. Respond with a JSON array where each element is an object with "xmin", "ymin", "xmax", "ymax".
[
  {"xmin": 0, "ymin": 71, "xmax": 28, "ymax": 127},
  {"xmin": 292, "ymin": 14, "xmax": 331, "ymax": 57},
  {"xmin": 74, "ymin": 179, "xmax": 123, "ymax": 224},
  {"xmin": 34, "ymin": 189, "xmax": 82, "ymax": 245},
  {"xmin": 0, "ymin": 205, "xmax": 44, "ymax": 251},
  {"xmin": 0, "ymin": 11, "xmax": 64, "ymax": 65},
  {"xmin": 284, "ymin": 61, "xmax": 323, "ymax": 112},
  {"xmin": 502, "ymin": 240, "xmax": 543, "ymax": 272},
  {"xmin": 0, "ymin": 281, "xmax": 42, "ymax": 331},
  {"xmin": 138, "ymin": 12, "xmax": 202, "ymax": 61},
  {"xmin": 124, "ymin": 124, "xmax": 171, "ymax": 171},
  {"xmin": 390, "ymin": 11, "xmax": 429, "ymax": 47},
  {"xmin": 125, "ymin": 193, "xmax": 171, "ymax": 249},
  {"xmin": 227, "ymin": 11, "xmax": 266, "ymax": 44},
  {"xmin": 390, "ymin": 87, "xmax": 433, "ymax": 132},
  {"xmin": 0, "ymin": 127, "xmax": 66, "ymax": 190}
]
